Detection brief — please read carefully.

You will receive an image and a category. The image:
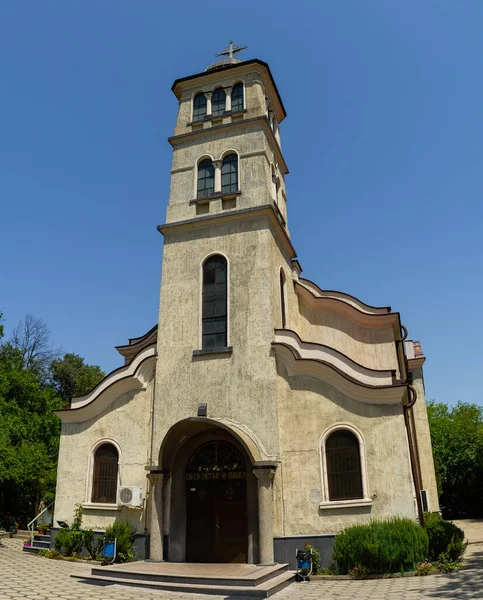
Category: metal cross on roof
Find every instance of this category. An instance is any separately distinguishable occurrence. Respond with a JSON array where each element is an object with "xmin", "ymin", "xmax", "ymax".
[{"xmin": 215, "ymin": 40, "xmax": 248, "ymax": 60}]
